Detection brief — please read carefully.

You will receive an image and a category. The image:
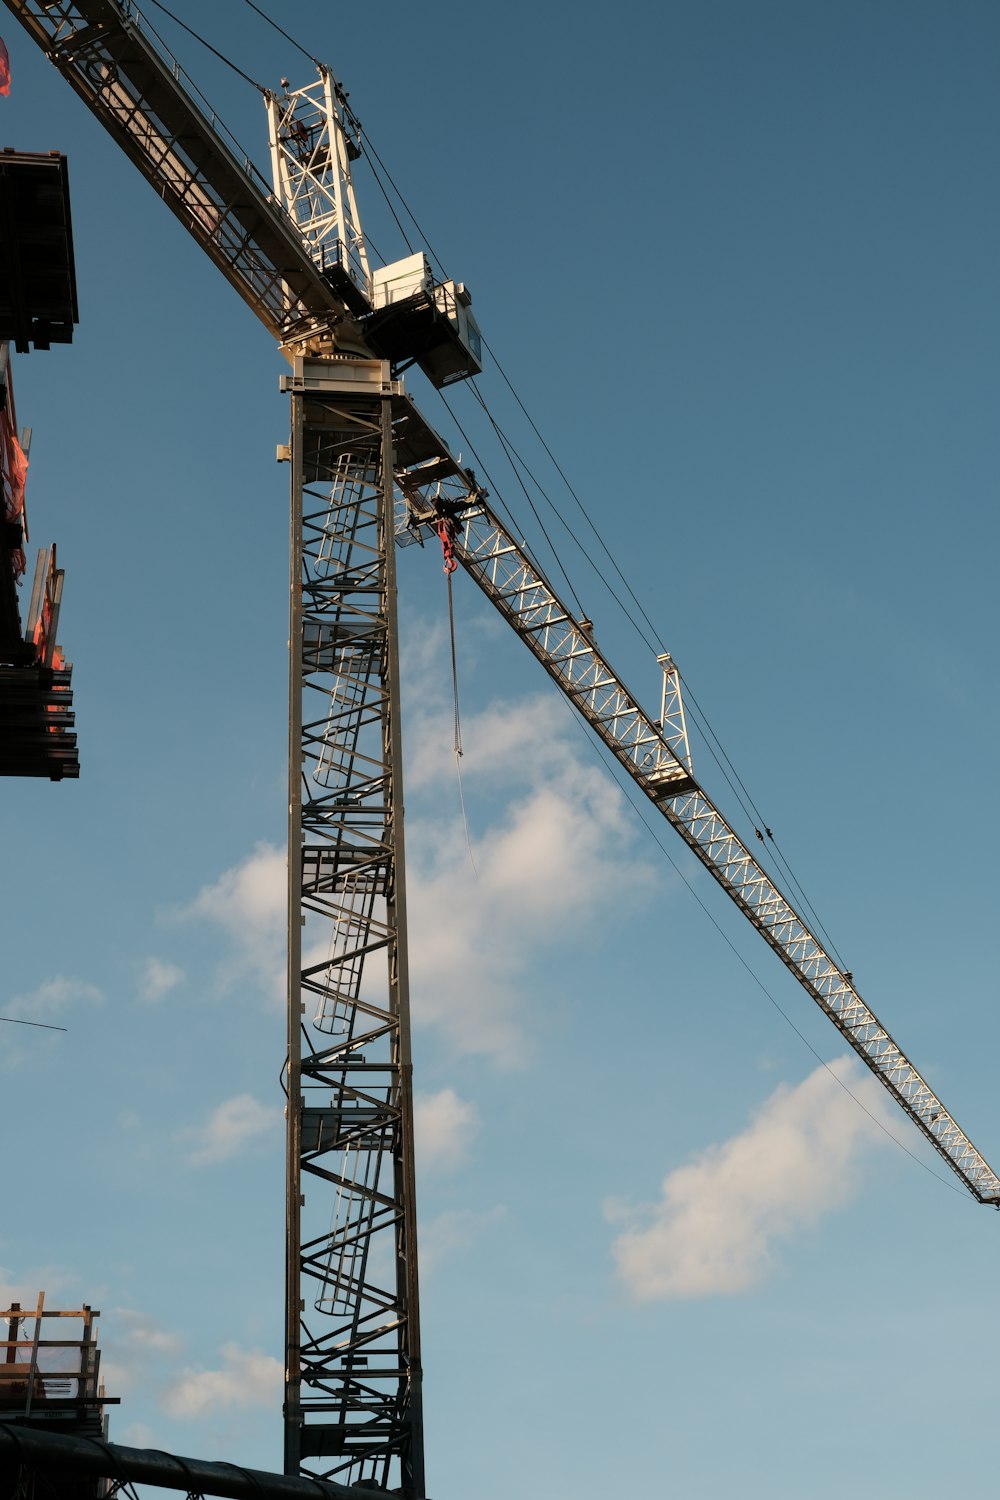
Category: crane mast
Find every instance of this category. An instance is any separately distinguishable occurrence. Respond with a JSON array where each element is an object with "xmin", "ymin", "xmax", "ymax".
[
  {"xmin": 284, "ymin": 358, "xmax": 421, "ymax": 1490},
  {"xmin": 5, "ymin": 0, "xmax": 998, "ymax": 1492}
]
